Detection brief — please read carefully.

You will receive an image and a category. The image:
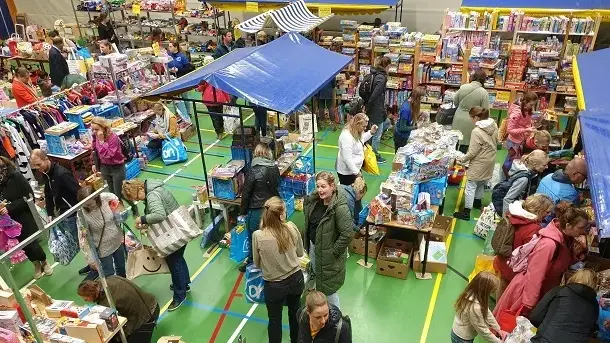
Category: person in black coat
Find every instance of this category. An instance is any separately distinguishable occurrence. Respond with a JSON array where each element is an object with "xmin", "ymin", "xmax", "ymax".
[
  {"xmin": 0, "ymin": 157, "xmax": 53, "ymax": 278},
  {"xmin": 96, "ymin": 12, "xmax": 119, "ymax": 48},
  {"xmin": 530, "ymin": 269, "xmax": 599, "ymax": 343},
  {"xmin": 238, "ymin": 143, "xmax": 280, "ymax": 272},
  {"xmin": 365, "ymin": 56, "xmax": 391, "ymax": 163},
  {"xmin": 297, "ymin": 291, "xmax": 351, "ymax": 343},
  {"xmin": 49, "ymin": 37, "xmax": 70, "ymax": 87}
]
